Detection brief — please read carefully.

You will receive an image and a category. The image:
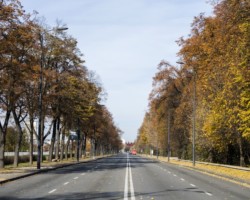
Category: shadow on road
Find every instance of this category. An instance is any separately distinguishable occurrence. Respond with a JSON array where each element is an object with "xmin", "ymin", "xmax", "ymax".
[
  {"xmin": 47, "ymin": 154, "xmax": 158, "ymax": 175},
  {"xmin": 0, "ymin": 187, "xmax": 207, "ymax": 200}
]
